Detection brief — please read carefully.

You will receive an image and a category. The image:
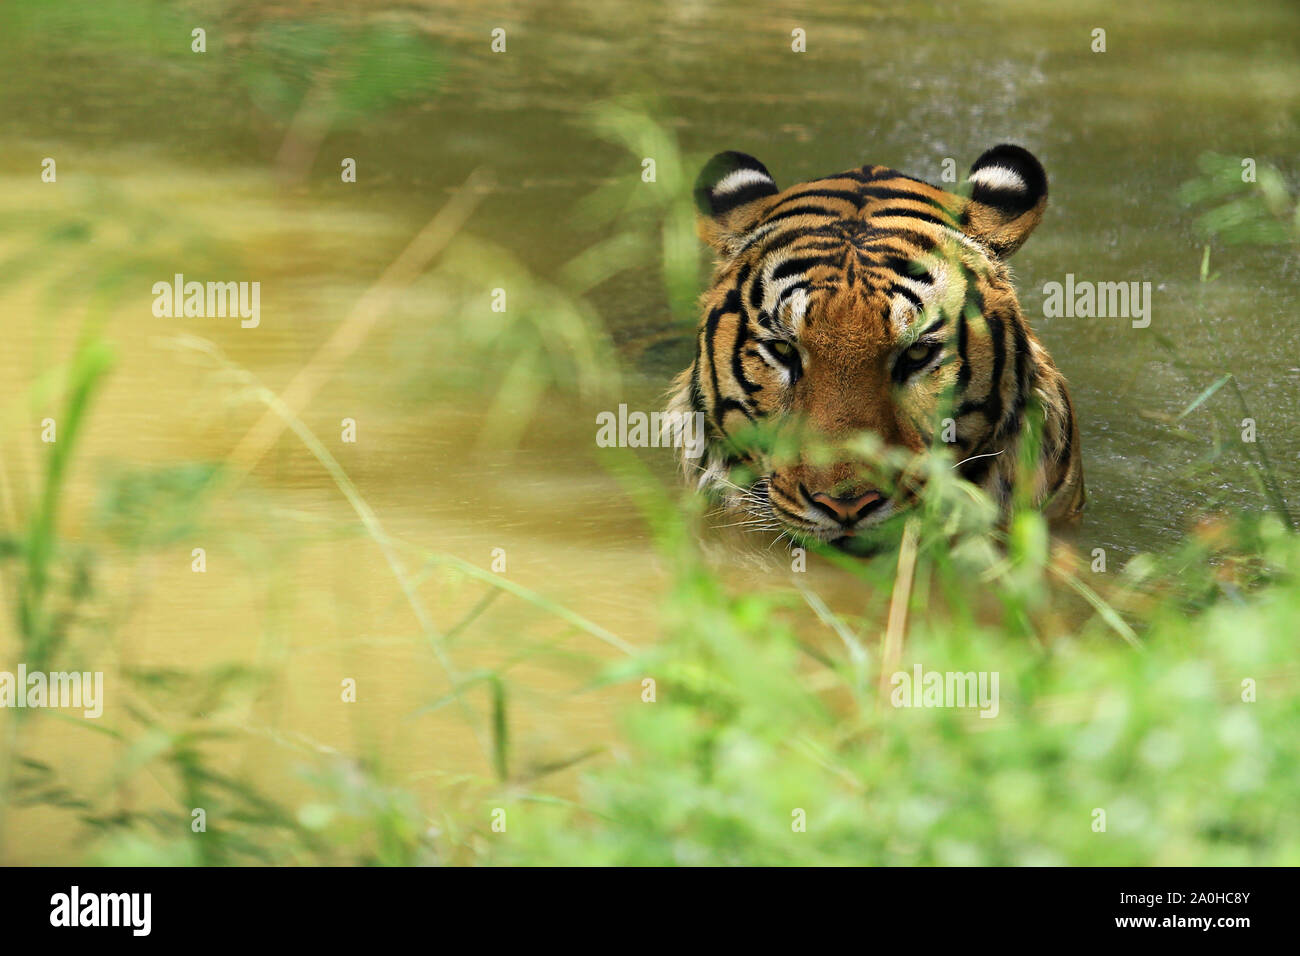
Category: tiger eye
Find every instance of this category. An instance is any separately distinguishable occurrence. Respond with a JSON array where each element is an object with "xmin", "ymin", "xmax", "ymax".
[
  {"xmin": 770, "ymin": 341, "xmax": 797, "ymax": 360},
  {"xmin": 906, "ymin": 343, "xmax": 931, "ymax": 360}
]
